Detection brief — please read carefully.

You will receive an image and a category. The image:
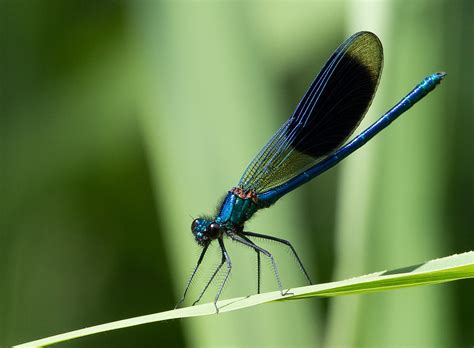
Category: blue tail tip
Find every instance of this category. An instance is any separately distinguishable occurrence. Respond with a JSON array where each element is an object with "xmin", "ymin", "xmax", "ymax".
[{"xmin": 436, "ymin": 71, "xmax": 447, "ymax": 79}]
